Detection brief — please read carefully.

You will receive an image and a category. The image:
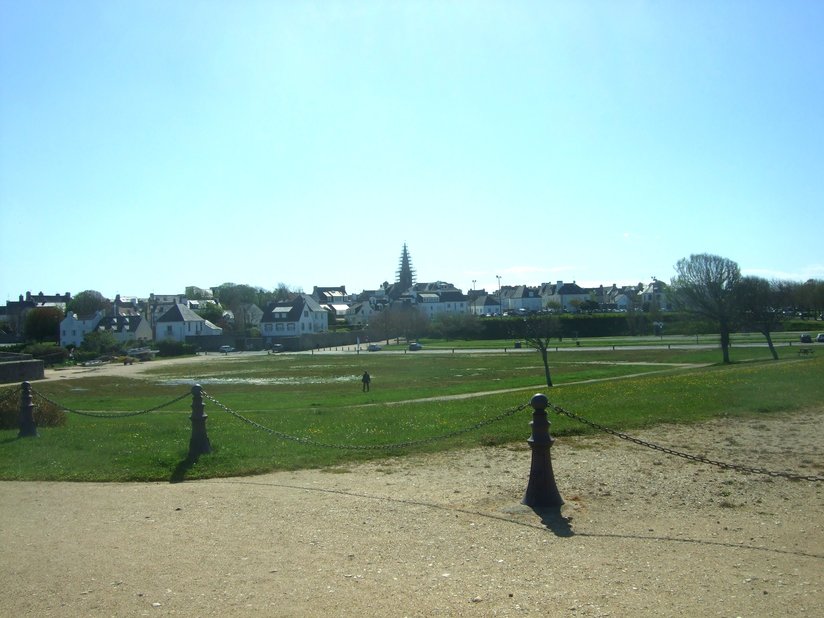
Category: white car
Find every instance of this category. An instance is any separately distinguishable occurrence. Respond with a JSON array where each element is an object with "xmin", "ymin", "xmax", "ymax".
[{"xmin": 219, "ymin": 345, "xmax": 235, "ymax": 353}]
